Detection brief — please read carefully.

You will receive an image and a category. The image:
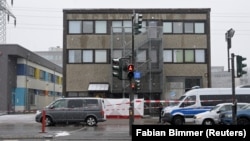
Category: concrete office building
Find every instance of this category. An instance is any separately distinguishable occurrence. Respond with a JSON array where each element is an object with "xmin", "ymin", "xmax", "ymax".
[
  {"xmin": 35, "ymin": 46, "xmax": 63, "ymax": 67},
  {"xmin": 63, "ymin": 8, "xmax": 211, "ymax": 101},
  {"xmin": 0, "ymin": 45, "xmax": 62, "ymax": 114}
]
